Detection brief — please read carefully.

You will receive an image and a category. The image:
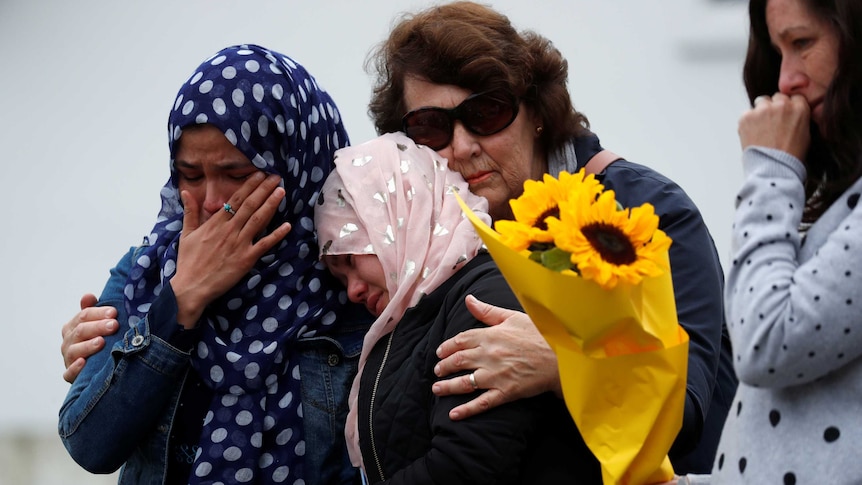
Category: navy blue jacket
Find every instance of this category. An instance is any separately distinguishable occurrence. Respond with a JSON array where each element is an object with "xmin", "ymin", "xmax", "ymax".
[{"xmin": 571, "ymin": 133, "xmax": 737, "ymax": 473}]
